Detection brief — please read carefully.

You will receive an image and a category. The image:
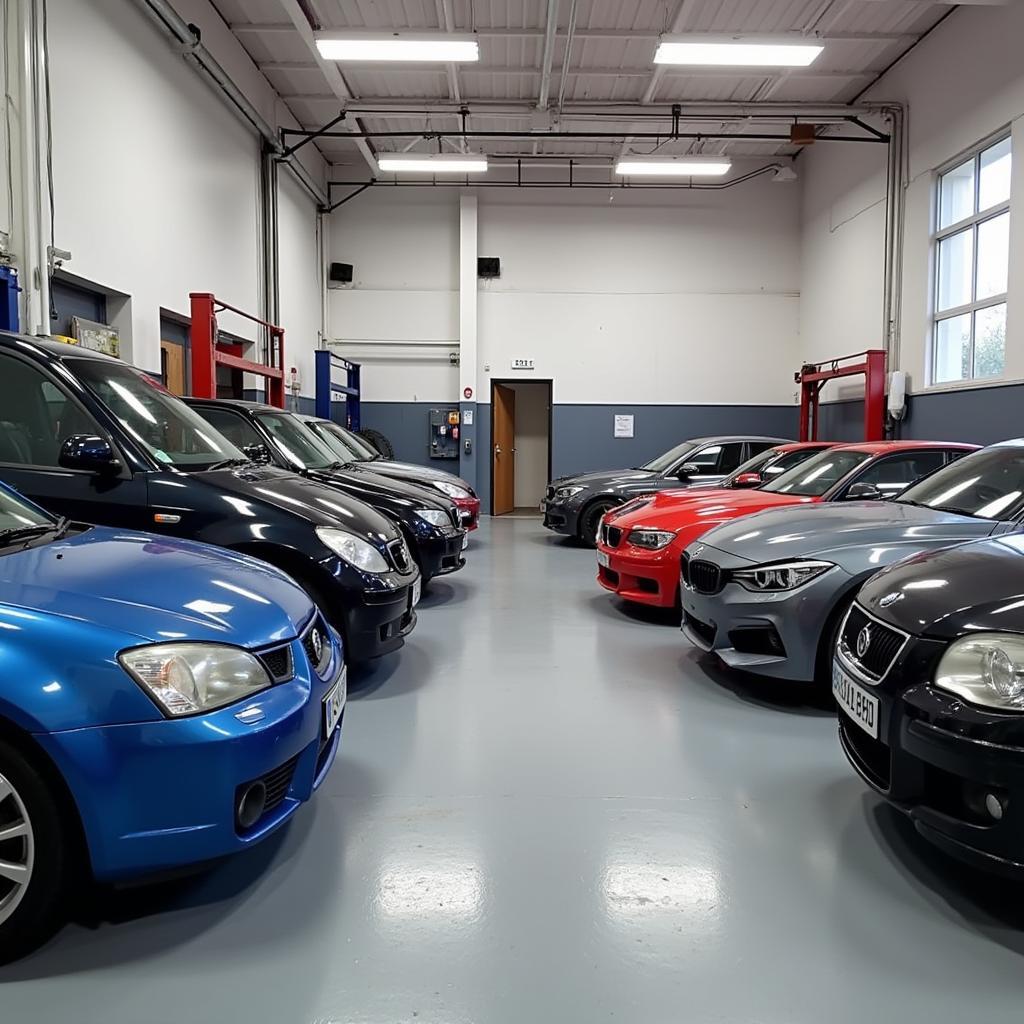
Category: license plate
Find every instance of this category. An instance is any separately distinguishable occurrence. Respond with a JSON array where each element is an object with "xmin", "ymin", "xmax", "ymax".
[
  {"xmin": 461, "ymin": 533, "xmax": 468, "ymax": 550},
  {"xmin": 832, "ymin": 661, "xmax": 879, "ymax": 739},
  {"xmin": 412, "ymin": 578, "xmax": 422, "ymax": 606},
  {"xmin": 597, "ymin": 550, "xmax": 610, "ymax": 568},
  {"xmin": 323, "ymin": 666, "xmax": 346, "ymax": 738}
]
